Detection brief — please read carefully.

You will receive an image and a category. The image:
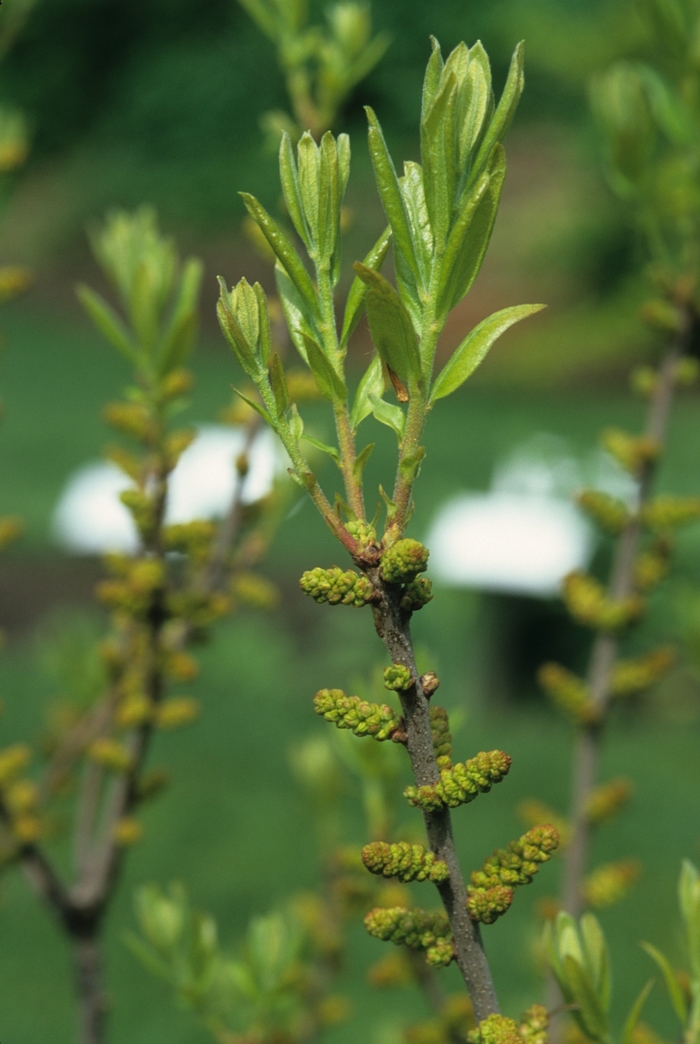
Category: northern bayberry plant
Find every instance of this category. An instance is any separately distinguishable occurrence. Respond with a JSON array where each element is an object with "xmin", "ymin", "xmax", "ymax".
[{"xmin": 218, "ymin": 35, "xmax": 553, "ymax": 1025}]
